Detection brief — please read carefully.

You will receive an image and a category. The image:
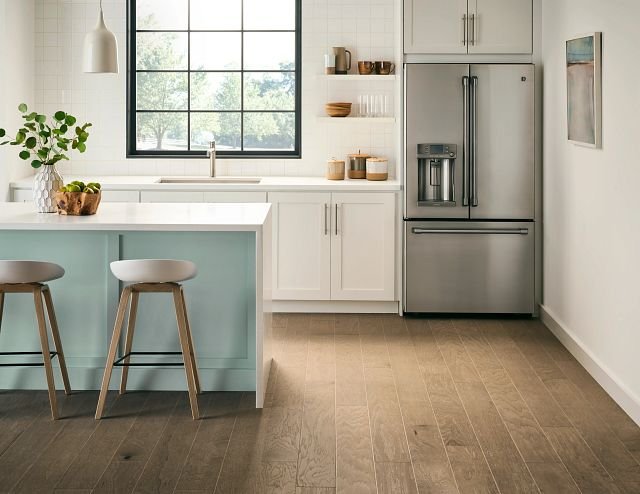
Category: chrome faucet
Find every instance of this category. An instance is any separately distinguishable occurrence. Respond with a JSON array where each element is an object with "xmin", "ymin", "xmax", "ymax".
[{"xmin": 207, "ymin": 140, "xmax": 216, "ymax": 177}]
